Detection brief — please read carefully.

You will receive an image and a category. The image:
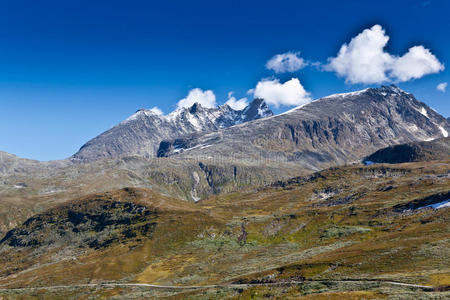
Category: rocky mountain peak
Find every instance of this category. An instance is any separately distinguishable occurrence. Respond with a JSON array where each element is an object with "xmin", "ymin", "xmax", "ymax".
[
  {"xmin": 188, "ymin": 102, "xmax": 203, "ymax": 114},
  {"xmin": 363, "ymin": 85, "xmax": 411, "ymax": 99},
  {"xmin": 319, "ymin": 85, "xmax": 408, "ymax": 103},
  {"xmin": 377, "ymin": 84, "xmax": 407, "ymax": 94},
  {"xmin": 241, "ymin": 98, "xmax": 273, "ymax": 122}
]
